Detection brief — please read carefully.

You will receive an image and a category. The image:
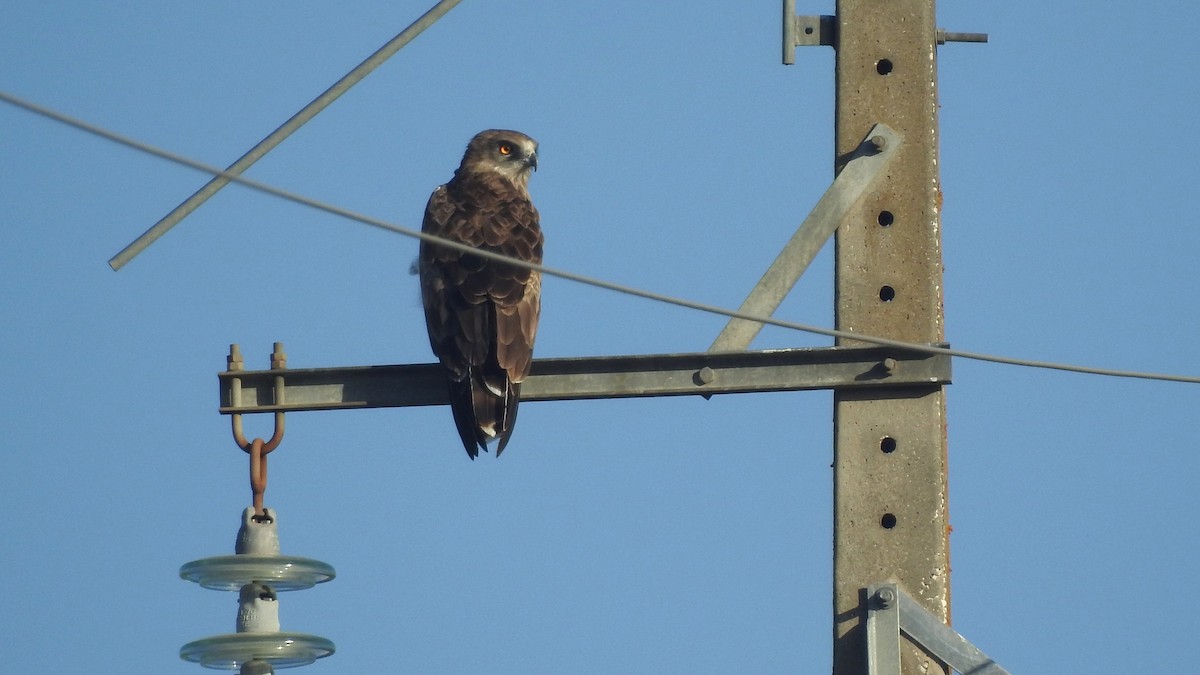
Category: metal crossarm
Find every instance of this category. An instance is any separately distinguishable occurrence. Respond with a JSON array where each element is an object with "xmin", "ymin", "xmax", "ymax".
[{"xmin": 218, "ymin": 345, "xmax": 951, "ymax": 414}]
